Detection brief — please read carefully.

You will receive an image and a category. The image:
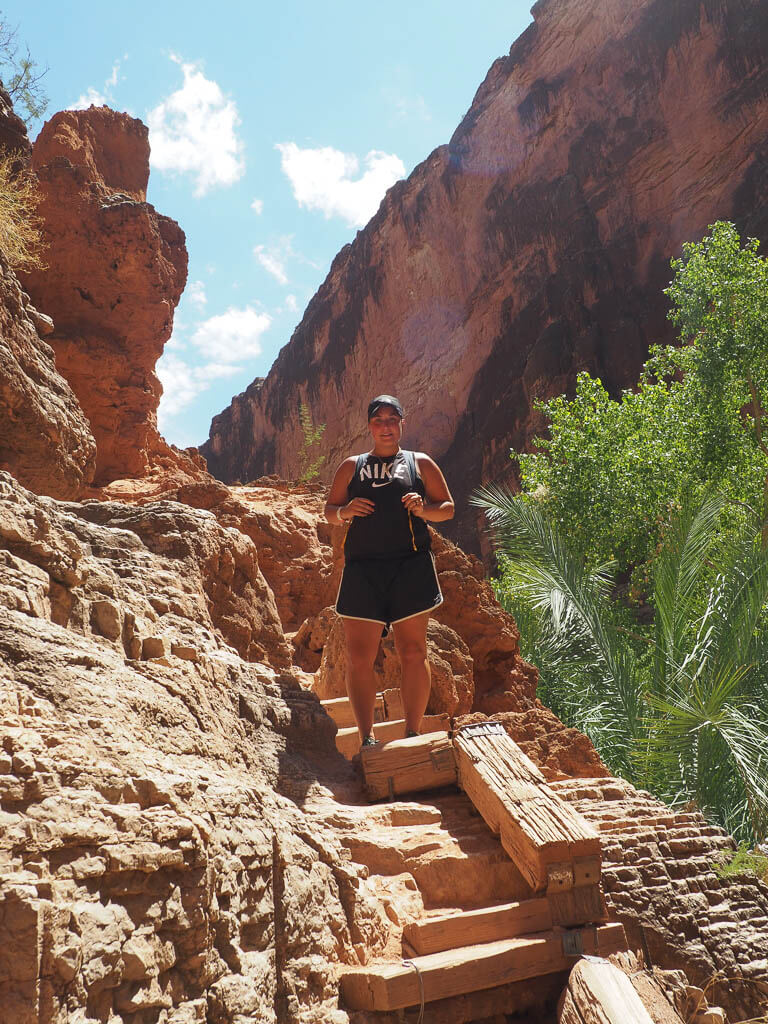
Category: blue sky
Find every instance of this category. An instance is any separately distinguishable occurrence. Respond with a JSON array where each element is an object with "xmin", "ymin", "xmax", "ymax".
[{"xmin": 8, "ymin": 1, "xmax": 533, "ymax": 448}]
